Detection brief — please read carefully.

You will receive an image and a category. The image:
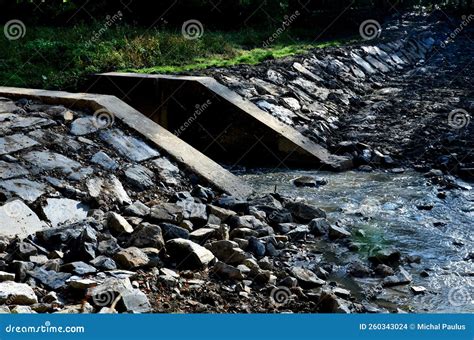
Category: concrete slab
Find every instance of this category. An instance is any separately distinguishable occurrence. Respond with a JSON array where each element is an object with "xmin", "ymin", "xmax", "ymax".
[
  {"xmin": 0, "ymin": 87, "xmax": 253, "ymax": 198},
  {"xmin": 88, "ymin": 73, "xmax": 352, "ymax": 171}
]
